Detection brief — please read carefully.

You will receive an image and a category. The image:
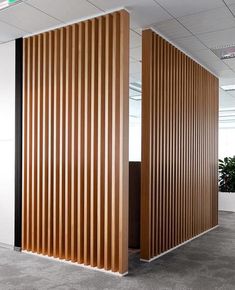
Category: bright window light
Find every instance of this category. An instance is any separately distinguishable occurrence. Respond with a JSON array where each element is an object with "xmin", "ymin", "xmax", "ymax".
[
  {"xmin": 0, "ymin": 0, "xmax": 18, "ymax": 10},
  {"xmin": 0, "ymin": 1, "xmax": 9, "ymax": 9},
  {"xmin": 221, "ymin": 85, "xmax": 235, "ymax": 91}
]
